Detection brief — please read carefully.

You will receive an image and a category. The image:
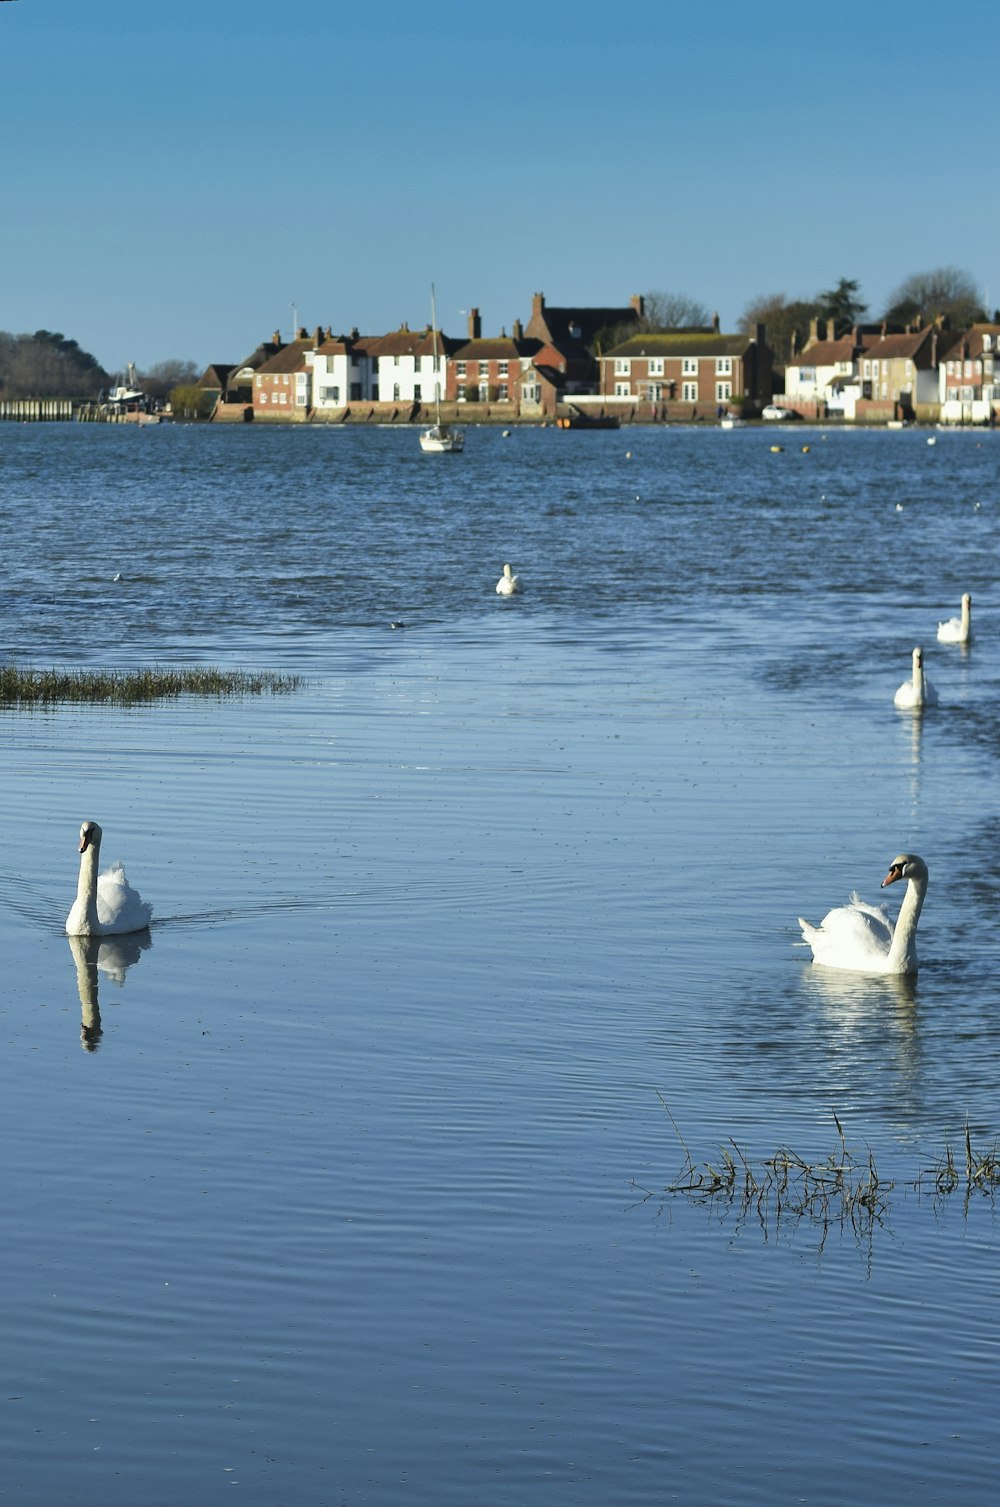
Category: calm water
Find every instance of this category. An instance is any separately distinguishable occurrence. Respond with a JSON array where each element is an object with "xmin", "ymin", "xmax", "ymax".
[{"xmin": 1, "ymin": 421, "xmax": 1000, "ymax": 1505}]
